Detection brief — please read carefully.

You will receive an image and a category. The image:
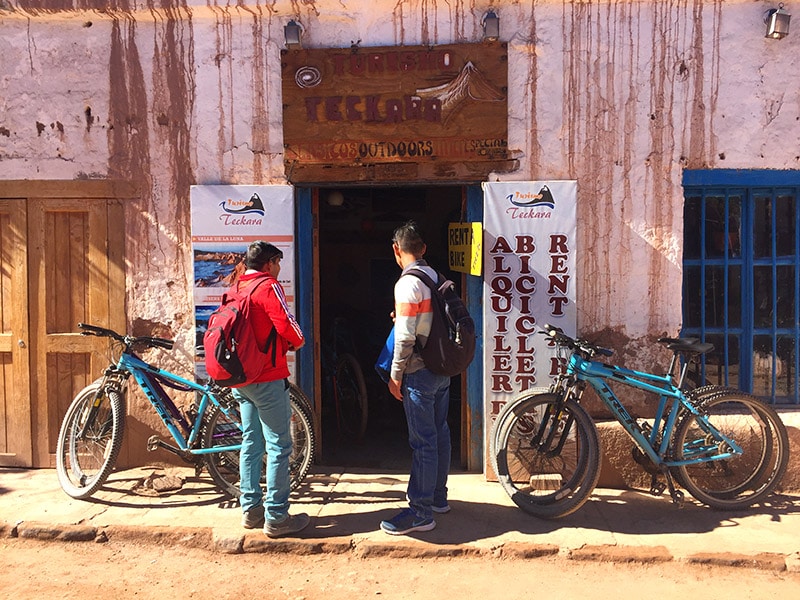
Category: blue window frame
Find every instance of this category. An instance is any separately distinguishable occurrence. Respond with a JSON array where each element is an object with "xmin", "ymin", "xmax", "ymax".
[{"xmin": 682, "ymin": 170, "xmax": 800, "ymax": 405}]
